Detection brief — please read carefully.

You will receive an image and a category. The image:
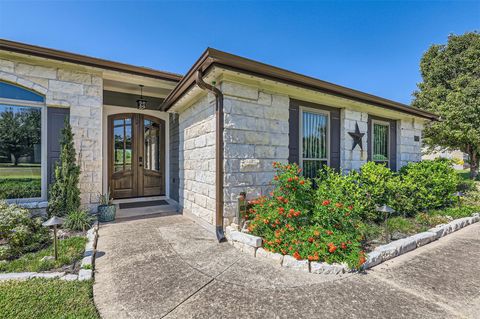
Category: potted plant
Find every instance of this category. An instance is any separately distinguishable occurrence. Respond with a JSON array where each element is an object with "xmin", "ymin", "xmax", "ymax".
[{"xmin": 97, "ymin": 189, "xmax": 116, "ymax": 222}]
